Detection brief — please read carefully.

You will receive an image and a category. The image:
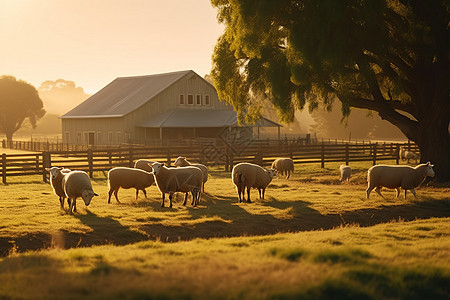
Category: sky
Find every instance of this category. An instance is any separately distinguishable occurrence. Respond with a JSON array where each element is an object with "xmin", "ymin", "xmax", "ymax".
[{"xmin": 0, "ymin": 0, "xmax": 224, "ymax": 94}]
